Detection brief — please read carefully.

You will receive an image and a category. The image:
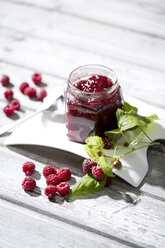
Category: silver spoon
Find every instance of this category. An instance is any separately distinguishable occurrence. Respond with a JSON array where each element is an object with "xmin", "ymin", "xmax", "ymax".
[{"xmin": 0, "ymin": 85, "xmax": 64, "ymax": 136}]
